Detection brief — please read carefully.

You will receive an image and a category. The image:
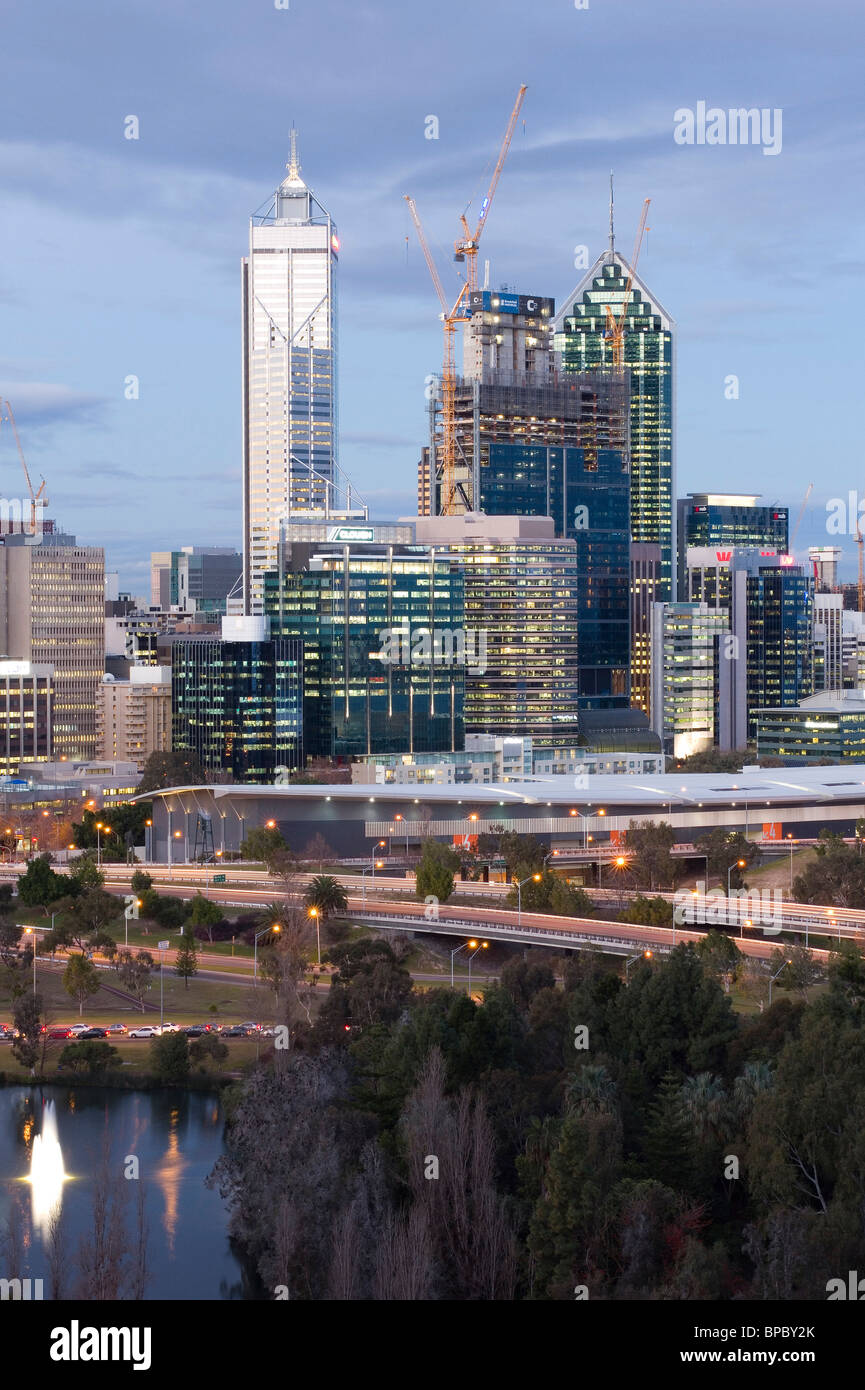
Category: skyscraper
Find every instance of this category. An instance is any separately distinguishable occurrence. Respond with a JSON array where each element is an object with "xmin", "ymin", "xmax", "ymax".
[
  {"xmin": 555, "ymin": 242, "xmax": 675, "ymax": 602},
  {"xmin": 242, "ymin": 132, "xmax": 339, "ymax": 611},
  {"xmin": 676, "ymin": 493, "xmax": 788, "ymax": 597}
]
